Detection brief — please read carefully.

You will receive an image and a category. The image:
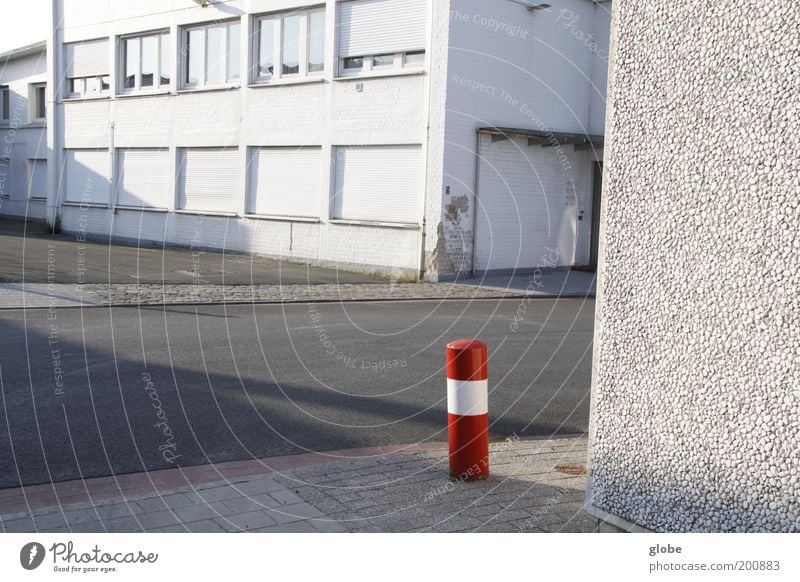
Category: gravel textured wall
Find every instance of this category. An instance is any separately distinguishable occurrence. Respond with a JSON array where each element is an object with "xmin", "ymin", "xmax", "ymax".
[{"xmin": 587, "ymin": 2, "xmax": 800, "ymax": 532}]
